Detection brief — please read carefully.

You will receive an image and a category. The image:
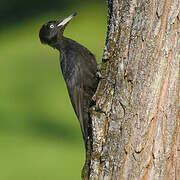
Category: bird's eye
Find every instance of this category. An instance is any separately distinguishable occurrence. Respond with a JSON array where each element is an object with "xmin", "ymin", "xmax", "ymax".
[{"xmin": 50, "ymin": 24, "xmax": 54, "ymax": 28}]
